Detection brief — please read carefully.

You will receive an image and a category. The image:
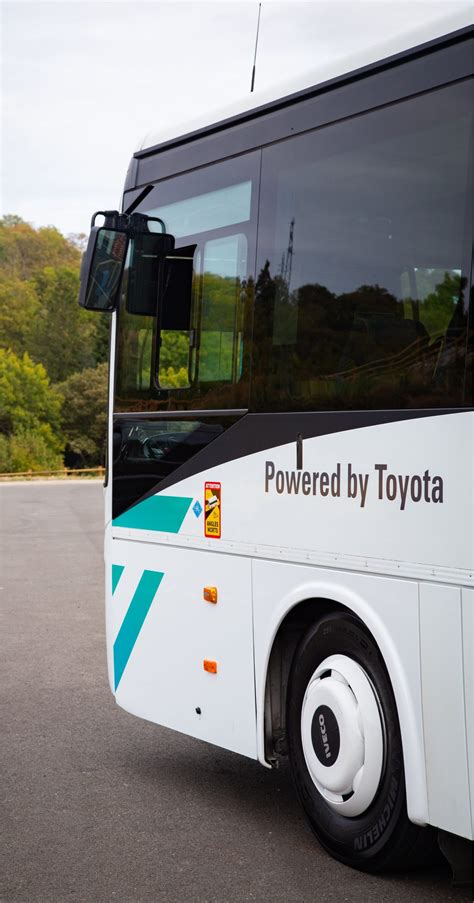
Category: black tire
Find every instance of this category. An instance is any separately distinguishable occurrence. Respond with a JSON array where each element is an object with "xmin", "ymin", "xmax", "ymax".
[{"xmin": 286, "ymin": 612, "xmax": 437, "ymax": 872}]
